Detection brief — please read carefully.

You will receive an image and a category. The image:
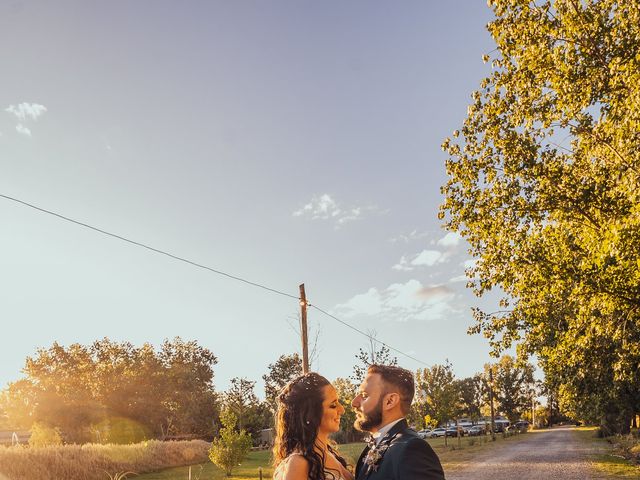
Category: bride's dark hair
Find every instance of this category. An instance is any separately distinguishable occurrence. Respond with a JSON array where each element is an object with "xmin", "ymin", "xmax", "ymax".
[{"xmin": 273, "ymin": 372, "xmax": 347, "ymax": 480}]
